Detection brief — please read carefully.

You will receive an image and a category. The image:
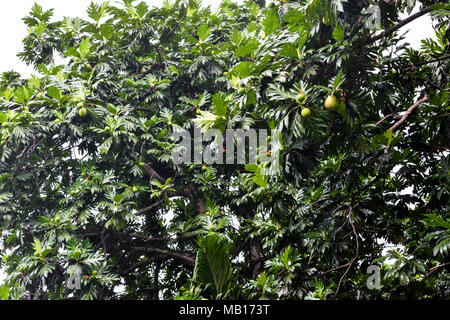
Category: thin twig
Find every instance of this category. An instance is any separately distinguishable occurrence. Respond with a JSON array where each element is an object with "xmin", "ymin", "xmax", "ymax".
[
  {"xmin": 376, "ymin": 113, "xmax": 401, "ymax": 126},
  {"xmin": 134, "ymin": 199, "xmax": 164, "ymax": 215},
  {"xmin": 334, "ymin": 203, "xmax": 359, "ymax": 297},
  {"xmin": 405, "ymin": 54, "xmax": 450, "ymax": 68},
  {"xmin": 413, "ymin": 77, "xmax": 450, "ymax": 92},
  {"xmin": 427, "ymin": 262, "xmax": 450, "ymax": 276},
  {"xmin": 389, "ymin": 95, "xmax": 429, "ymax": 131}
]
